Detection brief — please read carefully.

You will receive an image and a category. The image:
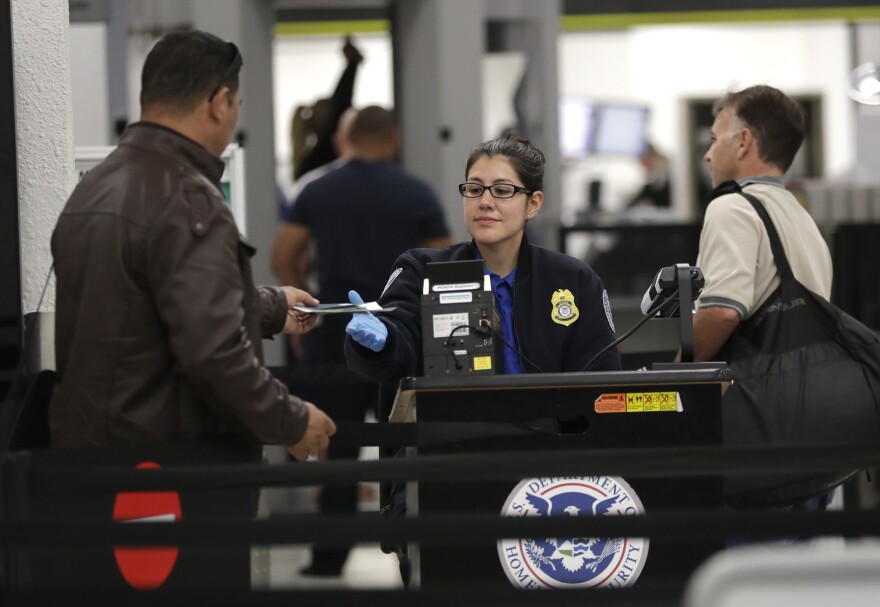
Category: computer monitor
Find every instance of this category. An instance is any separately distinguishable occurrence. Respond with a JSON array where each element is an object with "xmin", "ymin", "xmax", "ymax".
[
  {"xmin": 559, "ymin": 97, "xmax": 597, "ymax": 158},
  {"xmin": 559, "ymin": 97, "xmax": 649, "ymax": 158},
  {"xmin": 593, "ymin": 103, "xmax": 650, "ymax": 156}
]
